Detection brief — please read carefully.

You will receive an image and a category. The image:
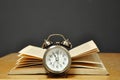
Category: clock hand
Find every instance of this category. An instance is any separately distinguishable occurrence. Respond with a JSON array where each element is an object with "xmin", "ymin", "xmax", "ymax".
[
  {"xmin": 53, "ymin": 52, "xmax": 57, "ymax": 58},
  {"xmin": 56, "ymin": 50, "xmax": 60, "ymax": 61},
  {"xmin": 53, "ymin": 52, "xmax": 59, "ymax": 62}
]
